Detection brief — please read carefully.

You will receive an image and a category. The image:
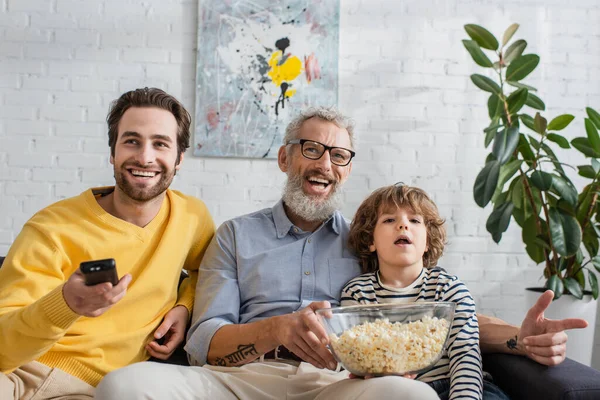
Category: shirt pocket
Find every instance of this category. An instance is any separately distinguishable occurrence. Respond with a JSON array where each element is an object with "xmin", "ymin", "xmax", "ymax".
[{"xmin": 328, "ymin": 258, "xmax": 361, "ymax": 298}]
